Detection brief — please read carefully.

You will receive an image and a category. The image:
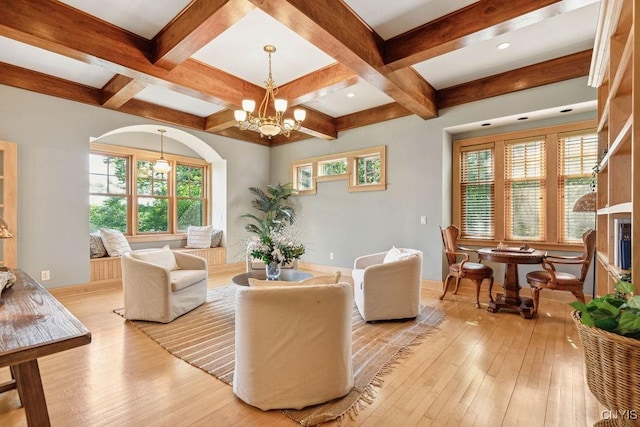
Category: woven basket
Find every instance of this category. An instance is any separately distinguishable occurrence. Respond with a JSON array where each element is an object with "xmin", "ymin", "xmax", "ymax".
[{"xmin": 572, "ymin": 310, "xmax": 640, "ymax": 427}]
